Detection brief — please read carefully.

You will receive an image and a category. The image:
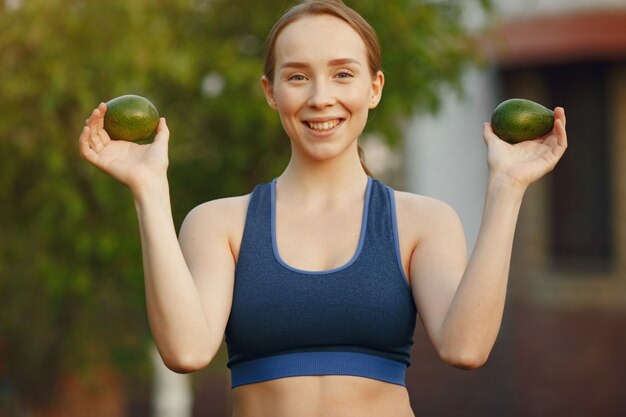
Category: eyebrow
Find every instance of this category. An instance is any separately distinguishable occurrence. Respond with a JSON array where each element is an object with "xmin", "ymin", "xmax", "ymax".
[{"xmin": 279, "ymin": 58, "xmax": 362, "ymax": 70}]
